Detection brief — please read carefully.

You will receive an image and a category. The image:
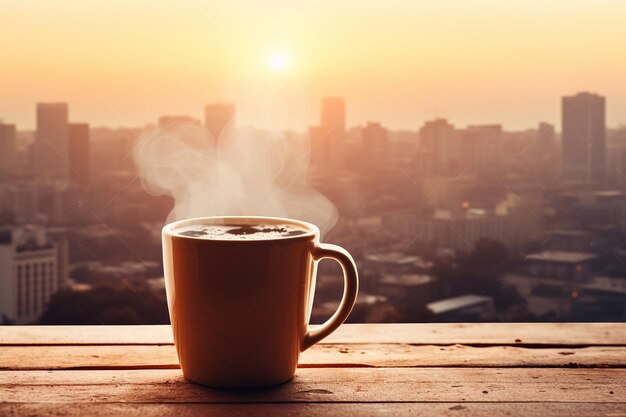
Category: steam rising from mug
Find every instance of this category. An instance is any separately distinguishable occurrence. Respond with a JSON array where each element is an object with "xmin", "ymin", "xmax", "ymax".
[{"xmin": 133, "ymin": 121, "xmax": 338, "ymax": 235}]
